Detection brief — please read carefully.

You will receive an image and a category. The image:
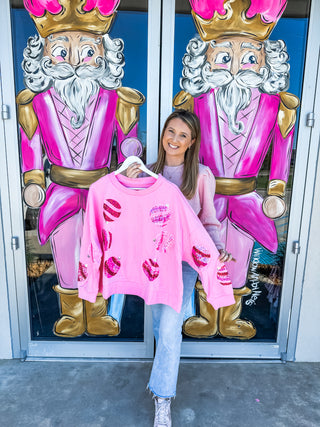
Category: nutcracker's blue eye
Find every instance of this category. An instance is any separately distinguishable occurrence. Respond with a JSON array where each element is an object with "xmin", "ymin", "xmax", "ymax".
[
  {"xmin": 241, "ymin": 52, "xmax": 258, "ymax": 67},
  {"xmin": 215, "ymin": 52, "xmax": 231, "ymax": 65},
  {"xmin": 51, "ymin": 46, "xmax": 68, "ymax": 61},
  {"xmin": 81, "ymin": 45, "xmax": 96, "ymax": 62}
]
